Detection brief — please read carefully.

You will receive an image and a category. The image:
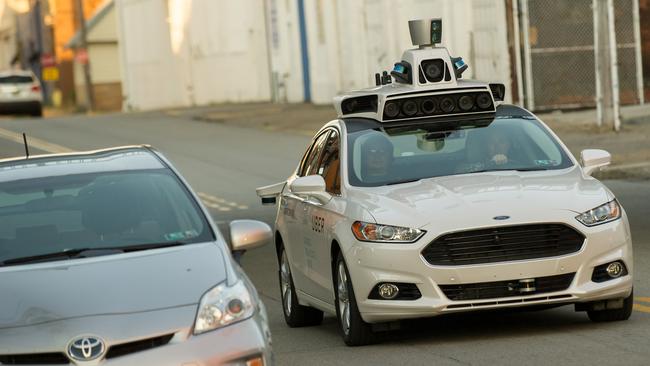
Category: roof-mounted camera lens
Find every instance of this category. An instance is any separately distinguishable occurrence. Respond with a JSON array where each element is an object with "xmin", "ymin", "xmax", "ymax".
[
  {"xmin": 384, "ymin": 102, "xmax": 400, "ymax": 118},
  {"xmin": 440, "ymin": 97, "xmax": 455, "ymax": 113},
  {"xmin": 458, "ymin": 95, "xmax": 475, "ymax": 111},
  {"xmin": 402, "ymin": 100, "xmax": 419, "ymax": 116},
  {"xmin": 476, "ymin": 93, "xmax": 493, "ymax": 109},
  {"xmin": 421, "ymin": 98, "xmax": 437, "ymax": 114},
  {"xmin": 421, "ymin": 59, "xmax": 445, "ymax": 83}
]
